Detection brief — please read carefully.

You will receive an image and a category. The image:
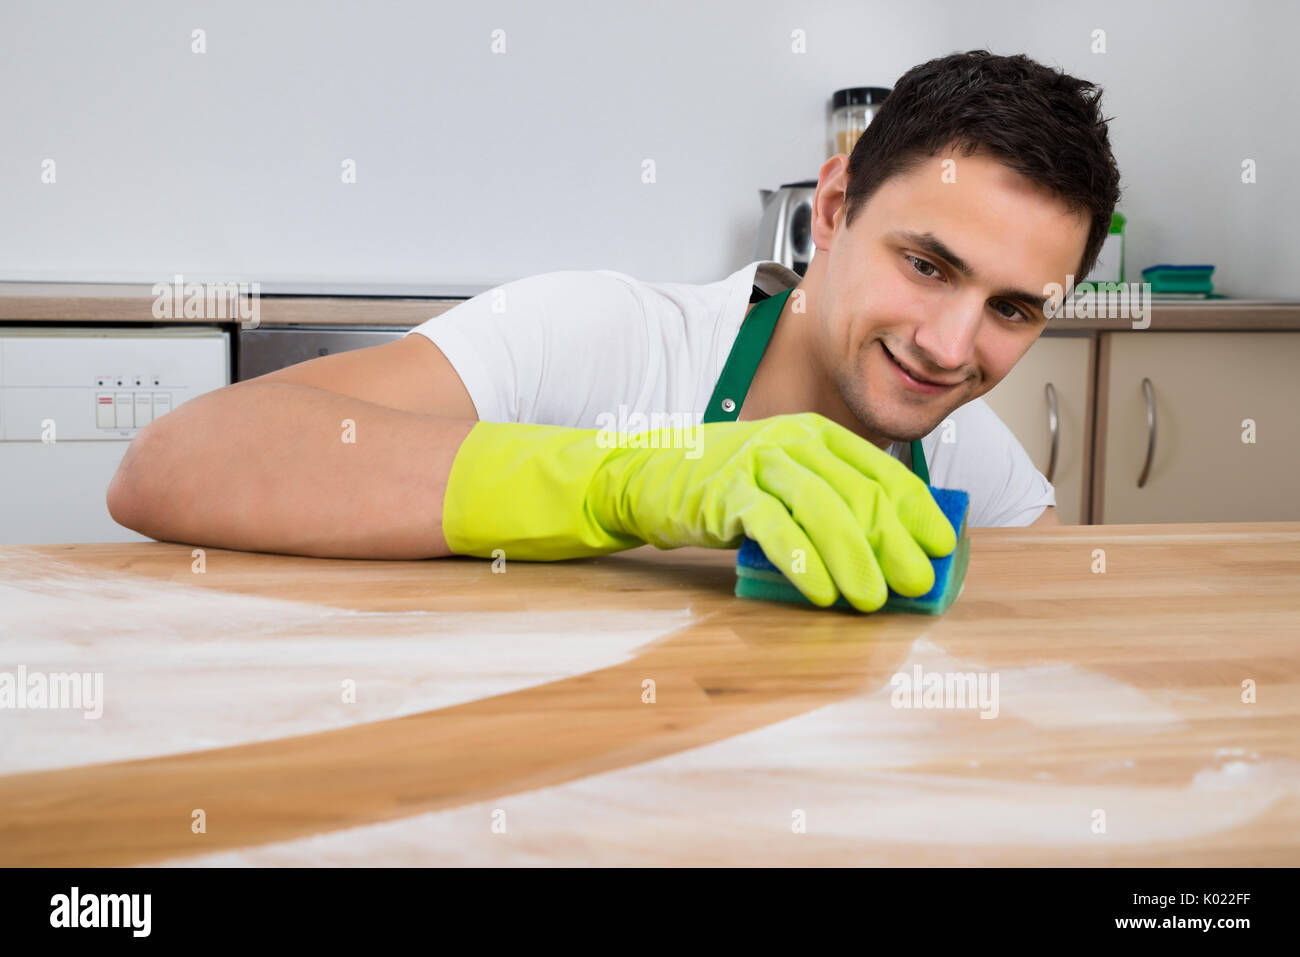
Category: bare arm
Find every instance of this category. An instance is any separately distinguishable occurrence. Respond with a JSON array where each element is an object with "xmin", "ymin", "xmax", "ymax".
[
  {"xmin": 1030, "ymin": 505, "xmax": 1062, "ymax": 527},
  {"xmin": 106, "ymin": 335, "xmax": 479, "ymax": 559}
]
